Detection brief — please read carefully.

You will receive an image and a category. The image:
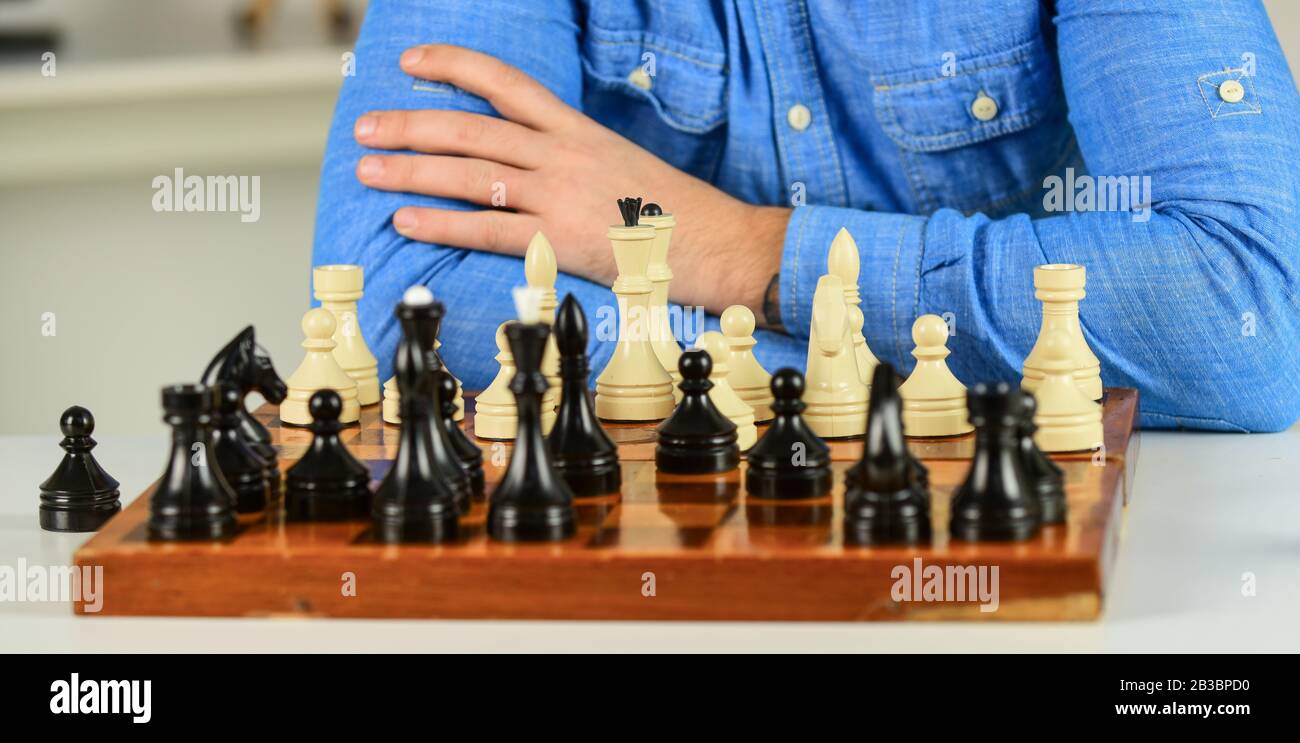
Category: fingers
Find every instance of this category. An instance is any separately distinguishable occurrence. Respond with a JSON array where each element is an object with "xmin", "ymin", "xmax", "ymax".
[
  {"xmin": 357, "ymin": 154, "xmax": 536, "ymax": 210},
  {"xmin": 392, "ymin": 207, "xmax": 543, "ymax": 256},
  {"xmin": 355, "ymin": 110, "xmax": 547, "ymax": 170},
  {"xmin": 399, "ymin": 44, "xmax": 583, "ymax": 132}
]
